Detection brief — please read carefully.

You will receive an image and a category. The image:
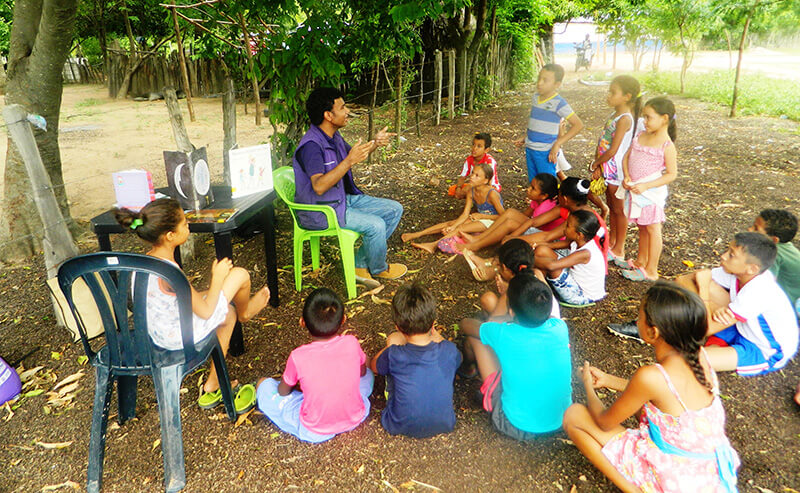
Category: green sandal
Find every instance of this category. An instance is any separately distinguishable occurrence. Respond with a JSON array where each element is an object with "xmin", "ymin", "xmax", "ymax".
[
  {"xmin": 234, "ymin": 384, "xmax": 257, "ymax": 415},
  {"xmin": 198, "ymin": 383, "xmax": 241, "ymax": 410},
  {"xmin": 558, "ymin": 300, "xmax": 596, "ymax": 308}
]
